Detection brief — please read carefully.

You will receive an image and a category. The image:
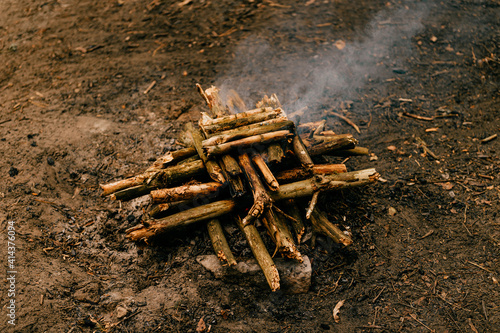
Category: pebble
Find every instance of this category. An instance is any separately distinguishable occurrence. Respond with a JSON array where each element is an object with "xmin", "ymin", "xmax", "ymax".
[{"xmin": 47, "ymin": 157, "xmax": 55, "ymax": 165}]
